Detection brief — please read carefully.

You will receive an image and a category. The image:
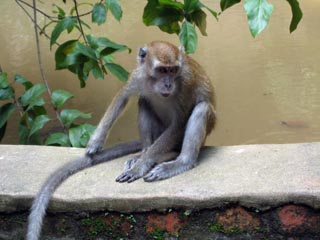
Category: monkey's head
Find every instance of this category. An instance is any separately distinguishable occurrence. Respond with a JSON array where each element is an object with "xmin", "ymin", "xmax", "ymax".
[{"xmin": 137, "ymin": 41, "xmax": 185, "ymax": 98}]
